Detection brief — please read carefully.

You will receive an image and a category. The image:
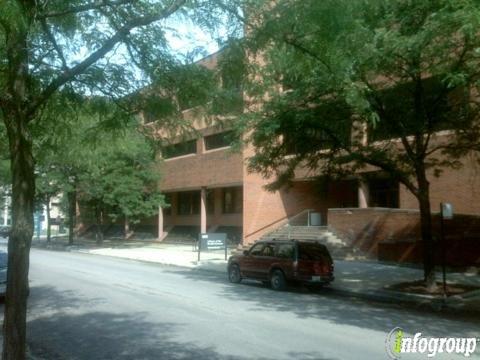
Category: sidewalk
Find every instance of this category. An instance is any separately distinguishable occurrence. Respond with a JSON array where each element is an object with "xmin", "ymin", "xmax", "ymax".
[{"xmin": 31, "ymin": 238, "xmax": 480, "ymax": 314}]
